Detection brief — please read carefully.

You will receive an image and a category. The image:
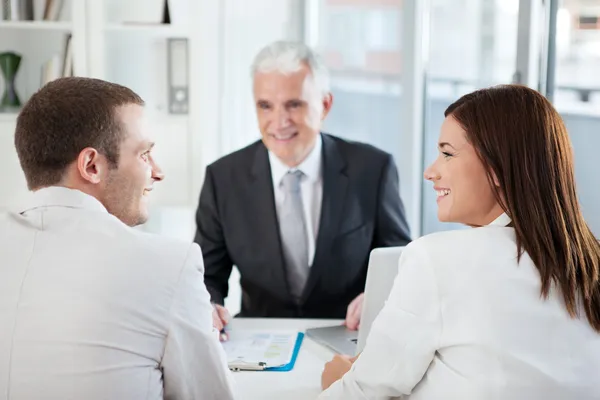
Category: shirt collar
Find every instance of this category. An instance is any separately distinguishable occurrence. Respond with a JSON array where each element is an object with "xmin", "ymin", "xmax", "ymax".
[
  {"xmin": 19, "ymin": 186, "xmax": 108, "ymax": 214},
  {"xmin": 488, "ymin": 212, "xmax": 512, "ymax": 227},
  {"xmin": 269, "ymin": 134, "xmax": 323, "ymax": 188}
]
